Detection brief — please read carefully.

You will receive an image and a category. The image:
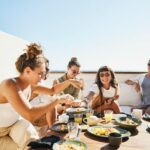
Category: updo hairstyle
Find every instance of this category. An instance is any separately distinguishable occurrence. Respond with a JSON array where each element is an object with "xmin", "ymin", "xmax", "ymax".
[
  {"xmin": 15, "ymin": 43, "xmax": 47, "ymax": 73},
  {"xmin": 67, "ymin": 57, "xmax": 81, "ymax": 68}
]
